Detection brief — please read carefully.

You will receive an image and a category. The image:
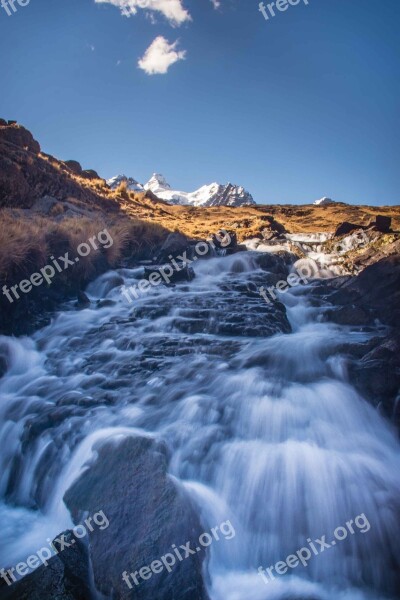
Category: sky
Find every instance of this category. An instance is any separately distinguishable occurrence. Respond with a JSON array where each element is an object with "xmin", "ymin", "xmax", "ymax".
[{"xmin": 0, "ymin": 0, "xmax": 399, "ymax": 205}]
